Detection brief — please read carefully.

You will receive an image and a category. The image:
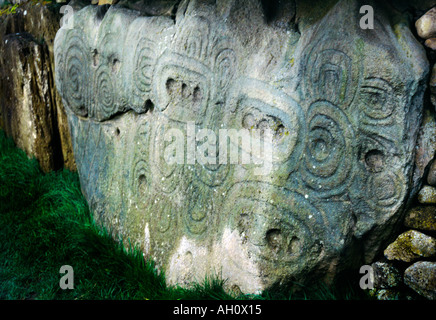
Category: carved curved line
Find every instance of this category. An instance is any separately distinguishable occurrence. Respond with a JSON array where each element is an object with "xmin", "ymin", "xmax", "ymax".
[
  {"xmin": 148, "ymin": 120, "xmax": 185, "ymax": 194},
  {"xmin": 224, "ymin": 181, "xmax": 330, "ymax": 230},
  {"xmin": 222, "ymin": 181, "xmax": 328, "ymax": 266},
  {"xmin": 153, "ymin": 51, "xmax": 211, "ymax": 123},
  {"xmin": 175, "ymin": 15, "xmax": 210, "ymax": 61},
  {"xmin": 366, "ymin": 171, "xmax": 406, "ymax": 211},
  {"xmin": 359, "ymin": 77, "xmax": 395, "ymax": 121},
  {"xmin": 183, "ymin": 183, "xmax": 215, "ymax": 236},
  {"xmin": 300, "ymin": 101, "xmax": 355, "ymax": 197},
  {"xmin": 302, "ymin": 39, "xmax": 361, "ymax": 109},
  {"xmin": 133, "ymin": 37, "xmax": 156, "ymax": 96},
  {"xmin": 227, "ymin": 78, "xmax": 306, "ymax": 171},
  {"xmin": 132, "ymin": 159, "xmax": 151, "ymax": 209},
  {"xmin": 92, "ymin": 64, "xmax": 116, "ymax": 121},
  {"xmin": 62, "ymin": 32, "xmax": 90, "ymax": 116}
]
